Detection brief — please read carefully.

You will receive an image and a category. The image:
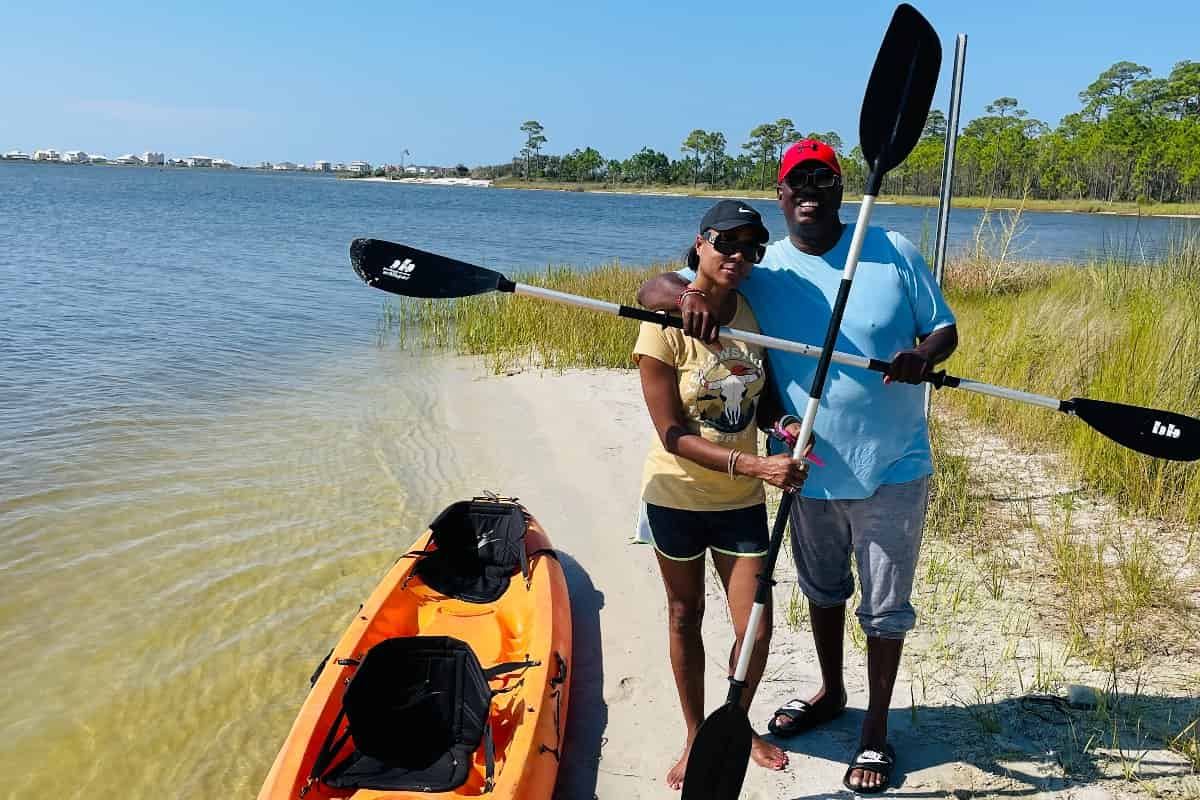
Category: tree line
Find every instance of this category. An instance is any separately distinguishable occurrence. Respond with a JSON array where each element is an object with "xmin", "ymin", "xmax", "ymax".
[{"xmin": 483, "ymin": 60, "xmax": 1200, "ymax": 204}]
